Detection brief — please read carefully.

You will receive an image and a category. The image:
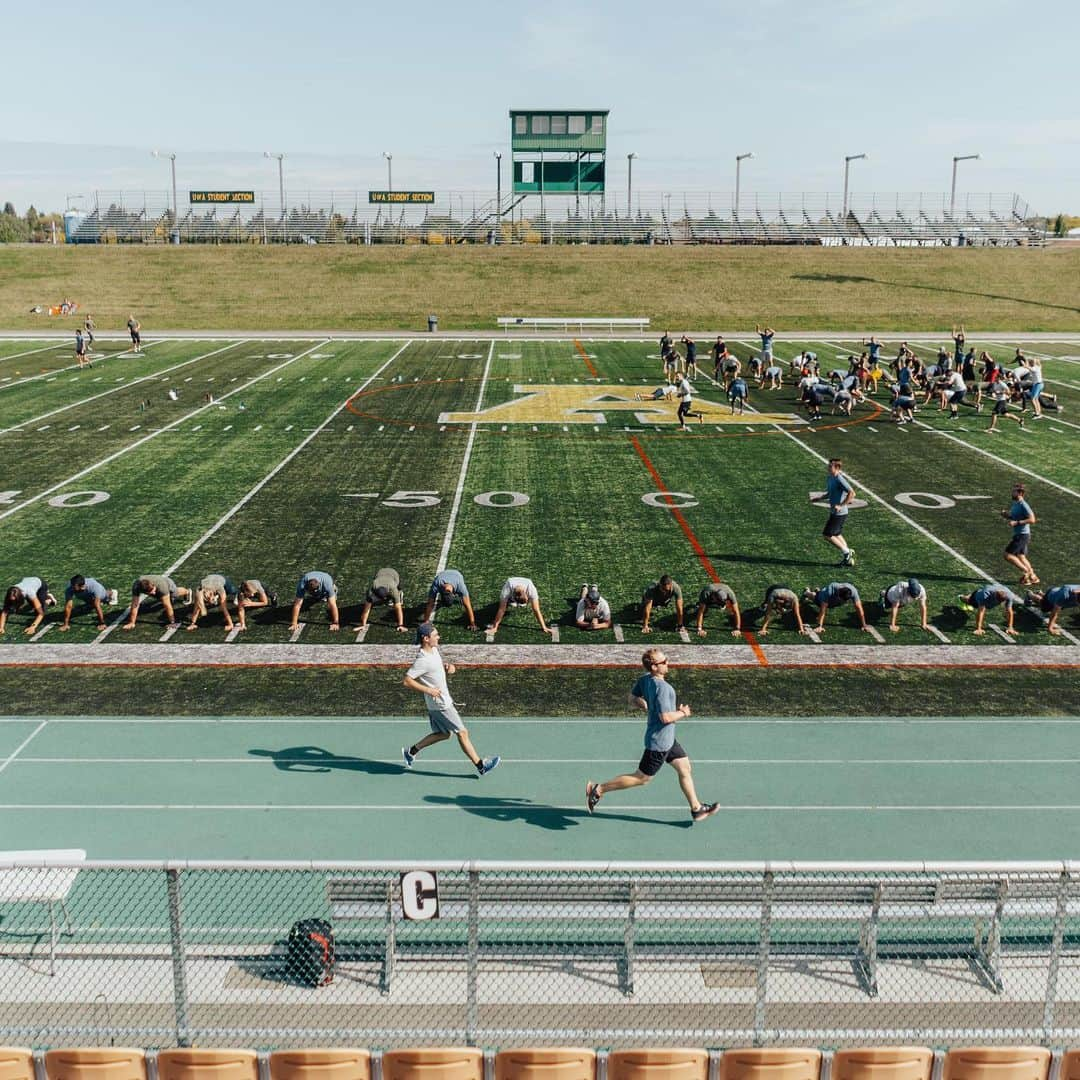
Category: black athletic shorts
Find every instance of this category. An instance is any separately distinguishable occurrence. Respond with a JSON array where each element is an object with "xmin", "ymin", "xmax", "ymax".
[
  {"xmin": 1006, "ymin": 534, "xmax": 1030, "ymax": 556},
  {"xmin": 677, "ymin": 400, "xmax": 692, "ymax": 420},
  {"xmin": 638, "ymin": 740, "xmax": 687, "ymax": 777},
  {"xmin": 993, "ymin": 399, "xmax": 1009, "ymax": 416},
  {"xmin": 823, "ymin": 512, "xmax": 848, "ymax": 537}
]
